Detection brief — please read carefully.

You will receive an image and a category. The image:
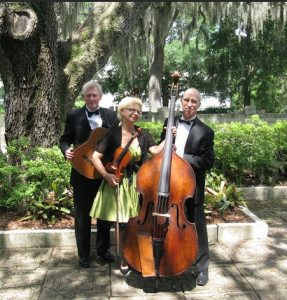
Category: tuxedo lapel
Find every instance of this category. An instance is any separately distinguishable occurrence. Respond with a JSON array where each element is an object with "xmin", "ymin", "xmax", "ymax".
[
  {"xmin": 79, "ymin": 106, "xmax": 91, "ymax": 131},
  {"xmin": 99, "ymin": 108, "xmax": 107, "ymax": 127},
  {"xmin": 184, "ymin": 116, "xmax": 199, "ymax": 149}
]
